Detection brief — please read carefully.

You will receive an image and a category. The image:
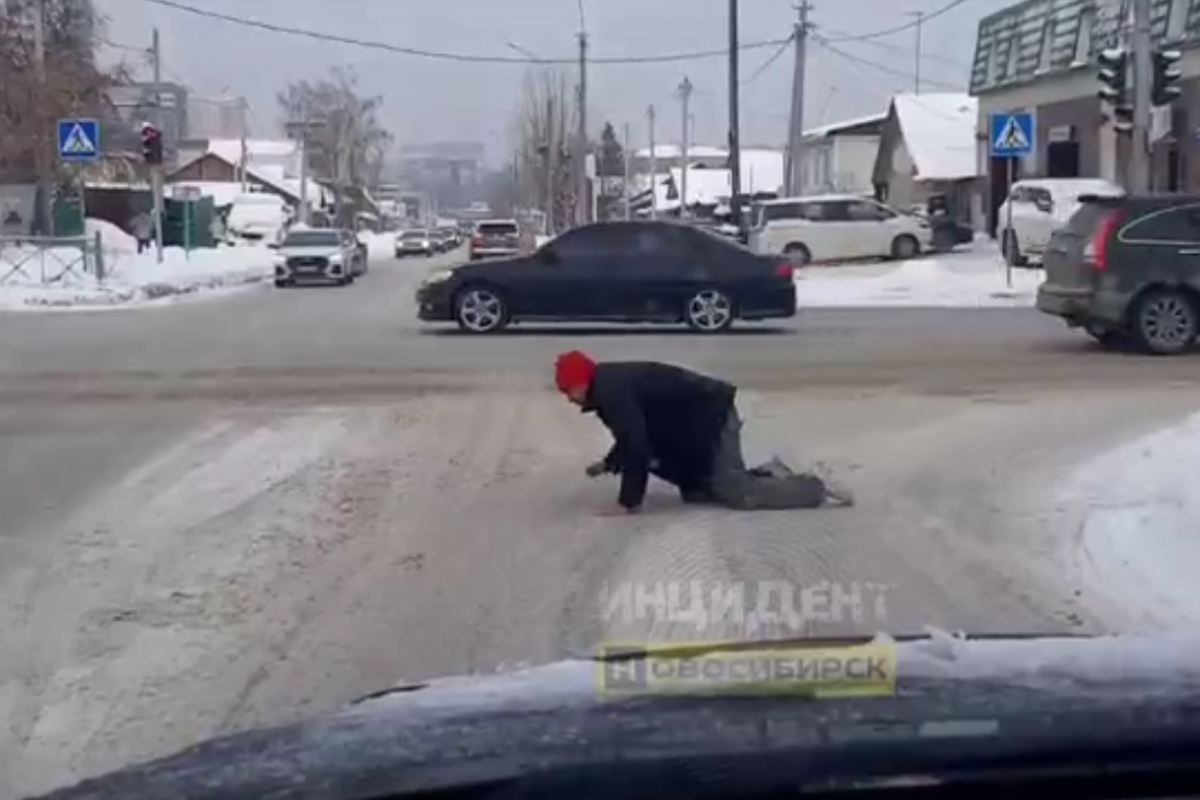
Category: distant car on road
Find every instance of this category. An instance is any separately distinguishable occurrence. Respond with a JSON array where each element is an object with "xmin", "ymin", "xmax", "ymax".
[
  {"xmin": 1037, "ymin": 192, "xmax": 1200, "ymax": 356},
  {"xmin": 997, "ymin": 178, "xmax": 1124, "ymax": 266},
  {"xmin": 396, "ymin": 229, "xmax": 434, "ymax": 258},
  {"xmin": 433, "ymin": 227, "xmax": 460, "ymax": 252},
  {"xmin": 416, "ymin": 220, "xmax": 797, "ymax": 334},
  {"xmin": 273, "ymin": 227, "xmax": 367, "ymax": 287},
  {"xmin": 469, "ymin": 219, "xmax": 521, "ymax": 260},
  {"xmin": 747, "ymin": 194, "xmax": 931, "ymax": 265}
]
